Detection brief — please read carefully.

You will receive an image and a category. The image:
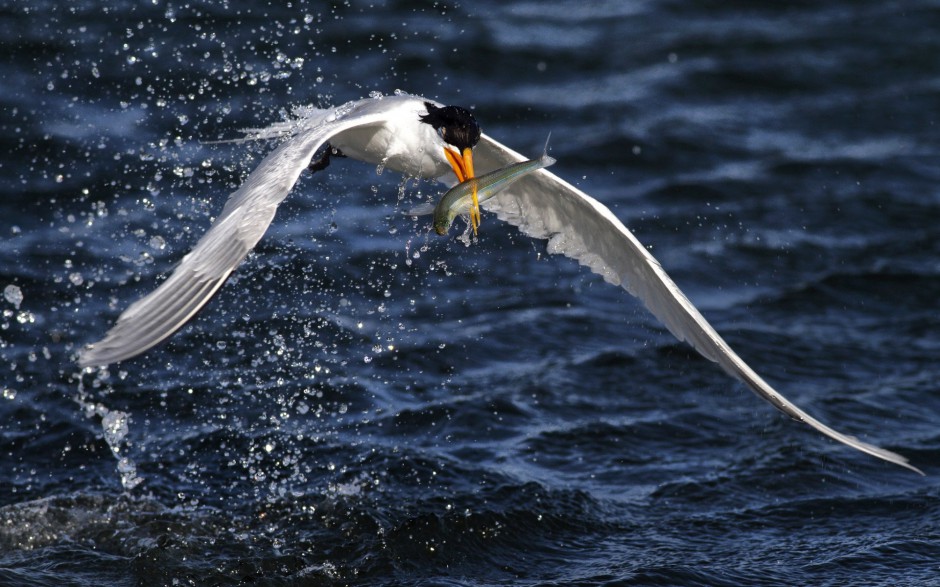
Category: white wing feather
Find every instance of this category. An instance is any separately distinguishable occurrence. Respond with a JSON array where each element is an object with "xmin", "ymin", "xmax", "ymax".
[
  {"xmin": 77, "ymin": 105, "xmax": 399, "ymax": 367},
  {"xmin": 475, "ymin": 134, "xmax": 921, "ymax": 474}
]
